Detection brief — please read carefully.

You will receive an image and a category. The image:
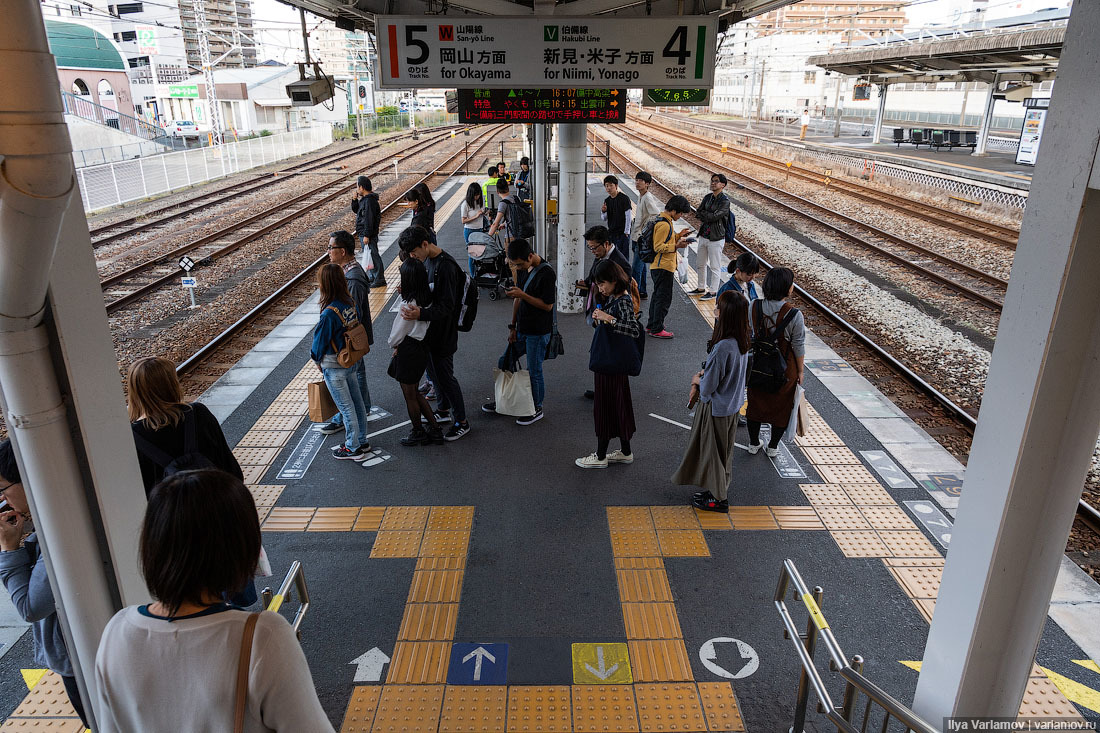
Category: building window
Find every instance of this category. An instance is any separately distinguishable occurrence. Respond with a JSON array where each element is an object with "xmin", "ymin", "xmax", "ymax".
[
  {"xmin": 111, "ymin": 2, "xmax": 144, "ymax": 13},
  {"xmin": 114, "ymin": 30, "xmax": 137, "ymax": 42},
  {"xmin": 71, "ymin": 78, "xmax": 90, "ymax": 95},
  {"xmin": 804, "ymin": 71, "xmax": 817, "ymax": 84},
  {"xmin": 69, "ymin": 4, "xmax": 82, "ymax": 15}
]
